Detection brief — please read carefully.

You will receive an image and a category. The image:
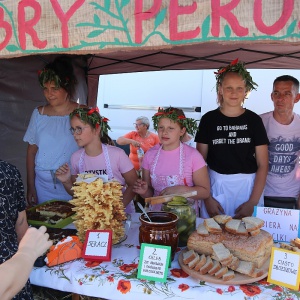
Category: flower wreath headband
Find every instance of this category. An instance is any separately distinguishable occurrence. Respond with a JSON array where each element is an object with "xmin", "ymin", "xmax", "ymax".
[
  {"xmin": 38, "ymin": 68, "xmax": 75, "ymax": 88},
  {"xmin": 214, "ymin": 58, "xmax": 258, "ymax": 92},
  {"xmin": 69, "ymin": 107, "xmax": 111, "ymax": 136},
  {"xmin": 152, "ymin": 107, "xmax": 198, "ymax": 136}
]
